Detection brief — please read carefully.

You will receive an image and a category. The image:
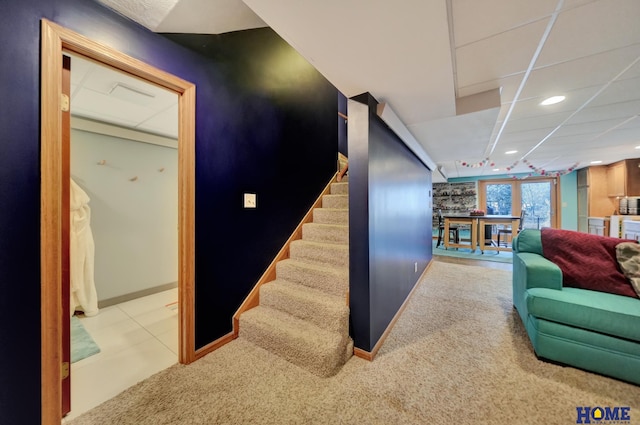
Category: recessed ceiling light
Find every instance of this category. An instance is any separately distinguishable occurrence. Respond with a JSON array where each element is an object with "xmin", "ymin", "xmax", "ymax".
[
  {"xmin": 635, "ymin": 145, "xmax": 640, "ymax": 150},
  {"xmin": 590, "ymin": 160, "xmax": 603, "ymax": 164},
  {"xmin": 540, "ymin": 95, "xmax": 566, "ymax": 106},
  {"xmin": 493, "ymin": 168, "xmax": 500, "ymax": 172},
  {"xmin": 505, "ymin": 150, "xmax": 518, "ymax": 155}
]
